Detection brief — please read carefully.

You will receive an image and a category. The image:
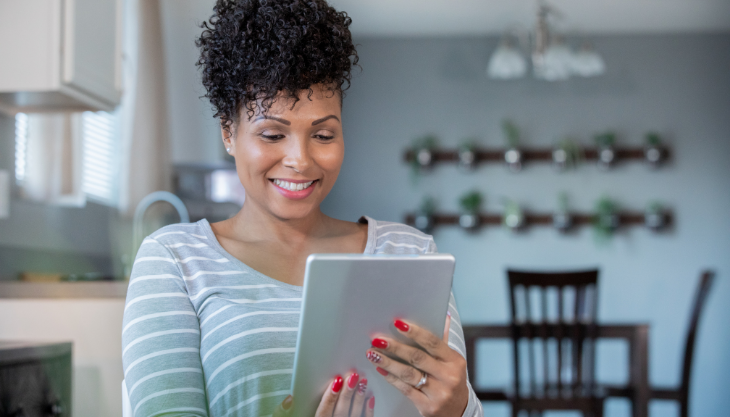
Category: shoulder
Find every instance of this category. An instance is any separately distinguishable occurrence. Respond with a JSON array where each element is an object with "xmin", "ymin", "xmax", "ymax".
[
  {"xmin": 363, "ymin": 216, "xmax": 436, "ymax": 254},
  {"xmin": 143, "ymin": 221, "xmax": 209, "ymax": 247}
]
